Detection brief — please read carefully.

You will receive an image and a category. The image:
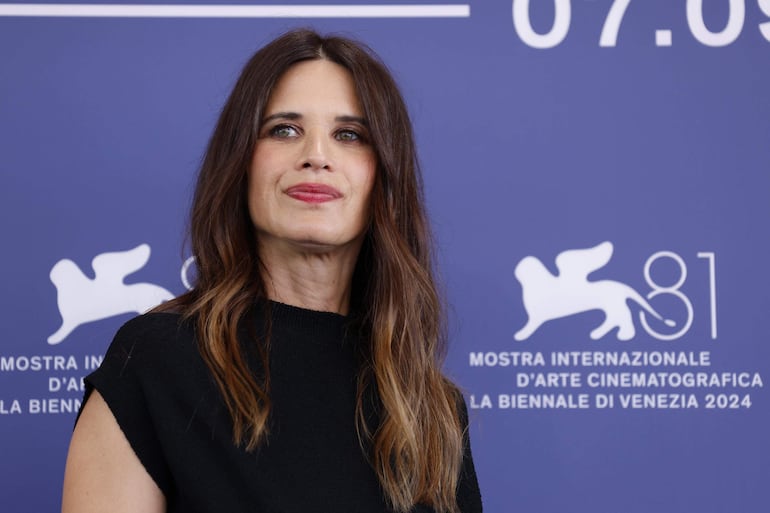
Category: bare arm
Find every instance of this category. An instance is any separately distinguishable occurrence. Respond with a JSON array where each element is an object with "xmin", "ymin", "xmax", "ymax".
[{"xmin": 62, "ymin": 391, "xmax": 166, "ymax": 513}]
